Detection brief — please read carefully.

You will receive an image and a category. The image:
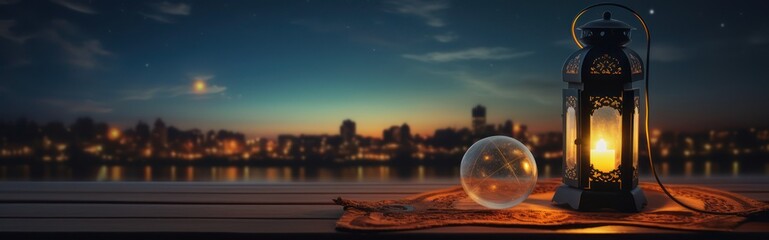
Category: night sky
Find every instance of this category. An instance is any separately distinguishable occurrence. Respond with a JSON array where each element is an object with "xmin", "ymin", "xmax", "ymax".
[{"xmin": 1, "ymin": 0, "xmax": 768, "ymax": 138}]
